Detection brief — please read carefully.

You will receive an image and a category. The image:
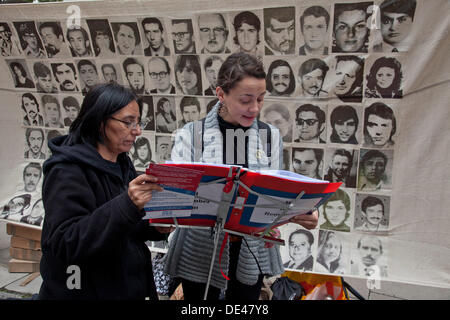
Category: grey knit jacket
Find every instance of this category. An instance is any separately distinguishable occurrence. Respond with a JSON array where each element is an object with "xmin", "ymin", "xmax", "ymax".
[{"xmin": 163, "ymin": 103, "xmax": 285, "ymax": 290}]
